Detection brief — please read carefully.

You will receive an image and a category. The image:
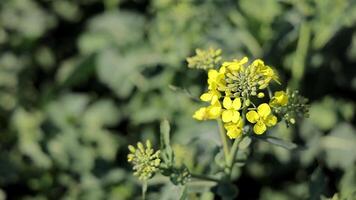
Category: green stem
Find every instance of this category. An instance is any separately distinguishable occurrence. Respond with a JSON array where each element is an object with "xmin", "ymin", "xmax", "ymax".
[
  {"xmin": 142, "ymin": 181, "xmax": 147, "ymax": 200},
  {"xmin": 217, "ymin": 119, "xmax": 230, "ymax": 163},
  {"xmin": 227, "ymin": 108, "xmax": 247, "ymax": 176},
  {"xmin": 227, "ymin": 135, "xmax": 245, "ymax": 170},
  {"xmin": 267, "ymin": 87, "xmax": 273, "ymax": 99},
  {"xmin": 190, "ymin": 173, "xmax": 220, "ymax": 182}
]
